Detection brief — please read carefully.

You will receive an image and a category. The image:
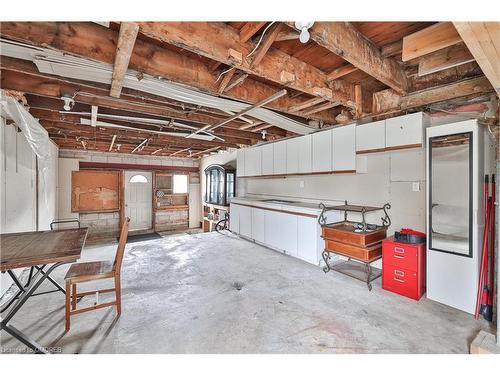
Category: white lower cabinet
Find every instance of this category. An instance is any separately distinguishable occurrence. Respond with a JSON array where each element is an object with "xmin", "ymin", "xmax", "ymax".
[
  {"xmin": 229, "ymin": 204, "xmax": 240, "ymax": 233},
  {"xmin": 251, "ymin": 207, "xmax": 265, "ymax": 243},
  {"xmin": 239, "ymin": 205, "xmax": 252, "ymax": 238},
  {"xmin": 297, "ymin": 216, "xmax": 318, "ymax": 264},
  {"xmin": 264, "ymin": 209, "xmax": 298, "ymax": 256},
  {"xmin": 231, "ymin": 203, "xmax": 319, "ymax": 265}
]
